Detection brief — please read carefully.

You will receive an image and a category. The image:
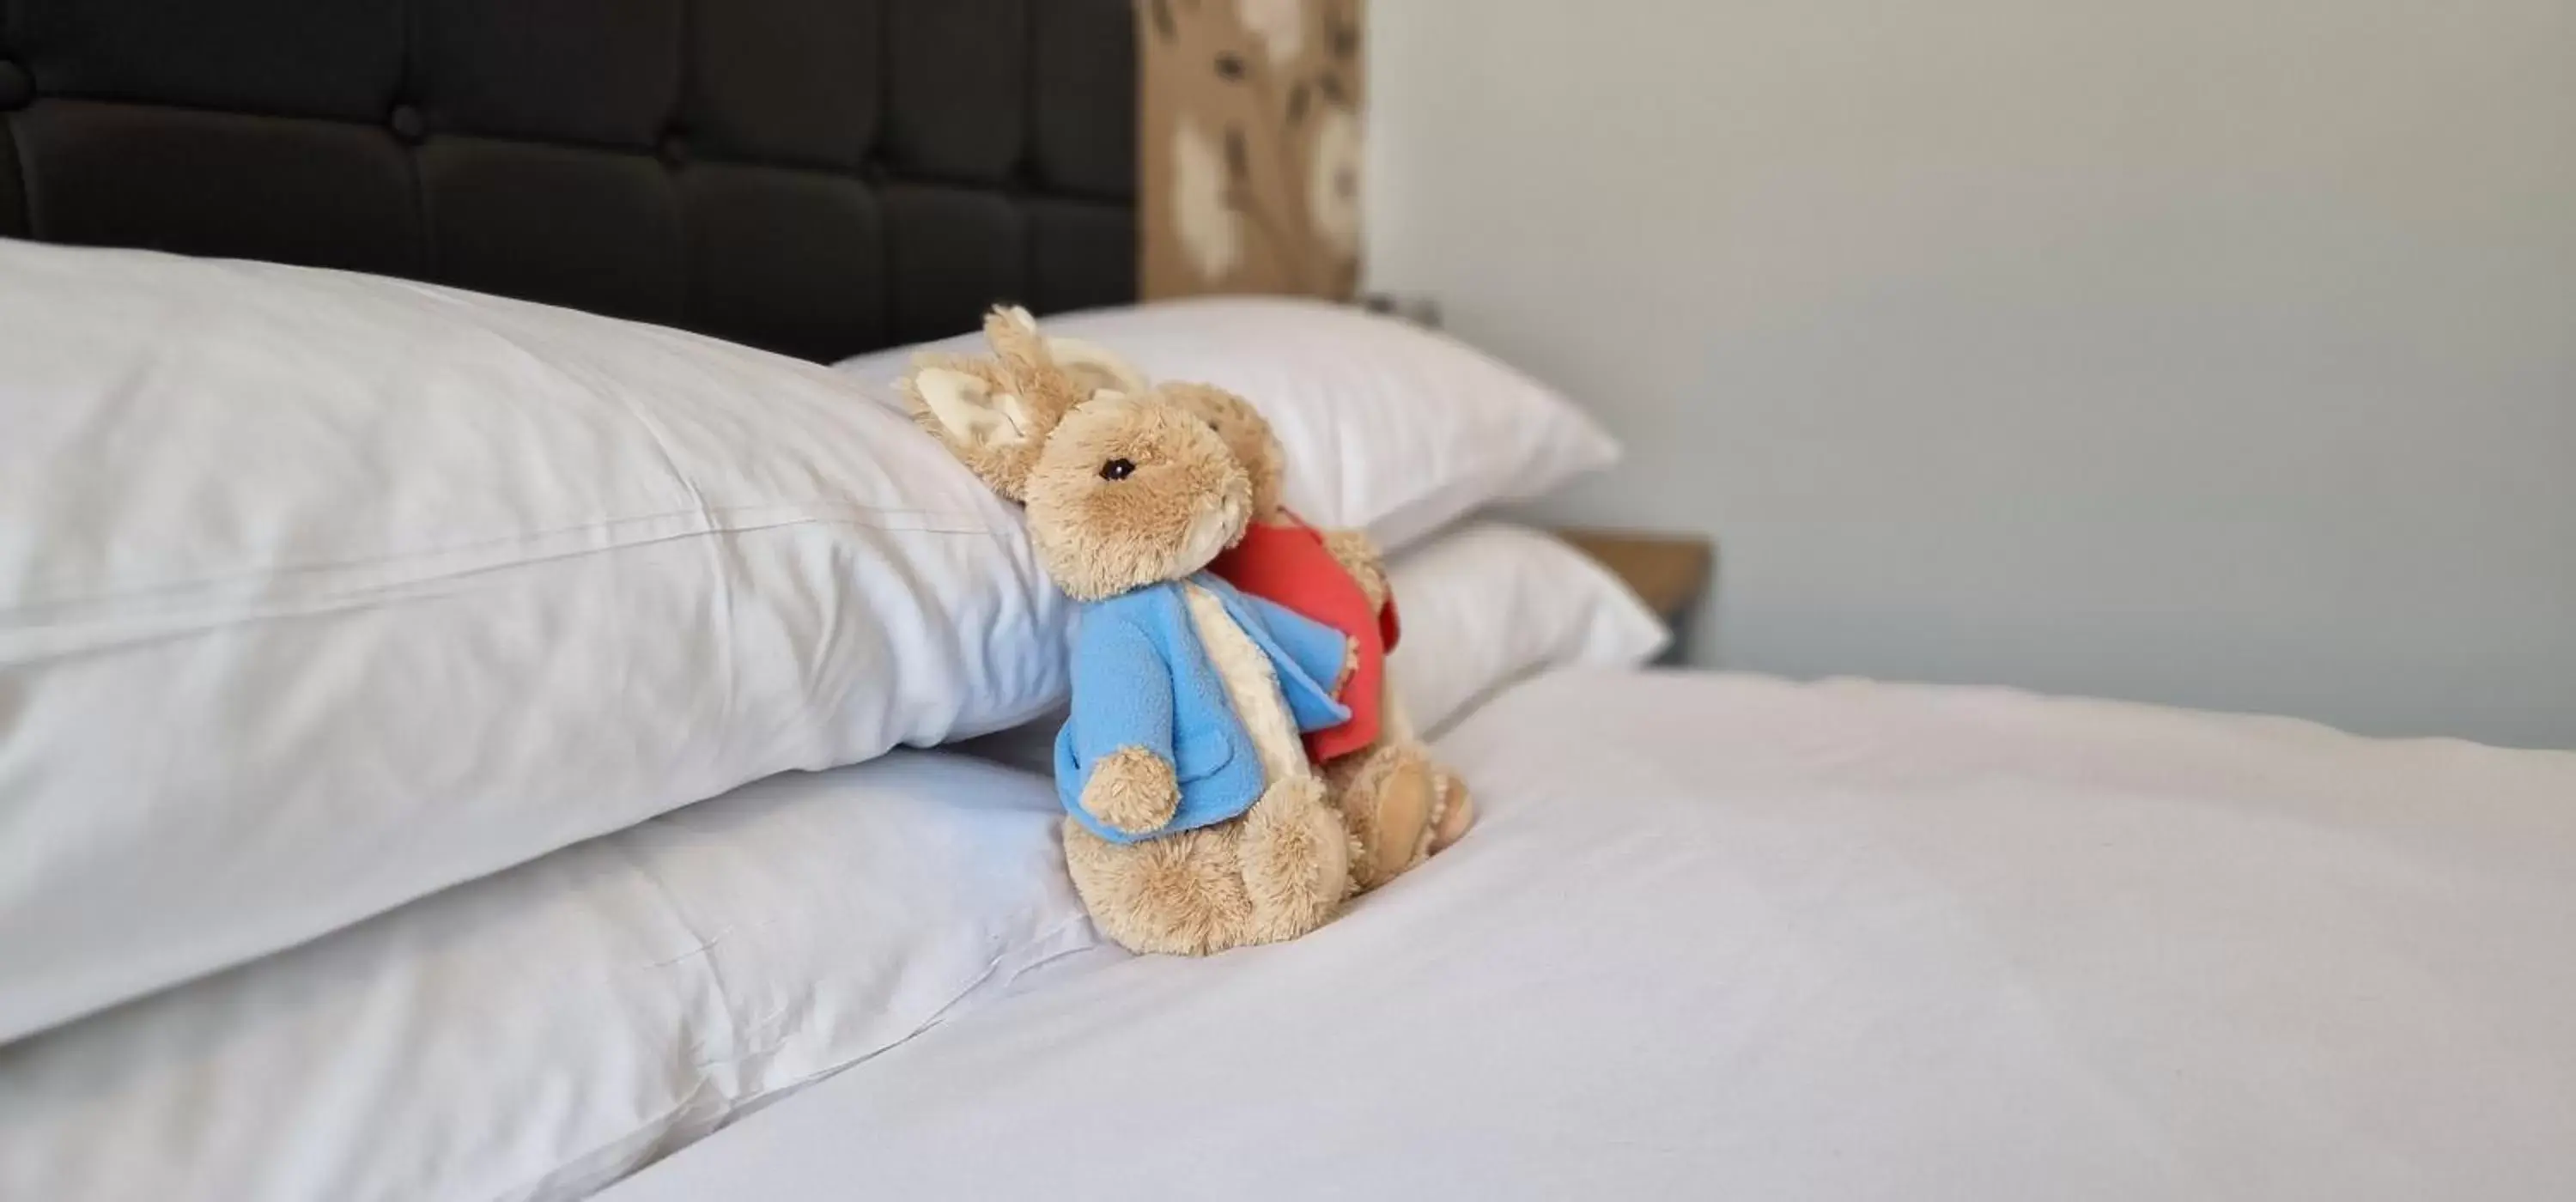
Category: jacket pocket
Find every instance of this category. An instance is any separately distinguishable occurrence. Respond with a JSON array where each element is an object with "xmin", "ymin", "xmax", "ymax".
[{"xmin": 1172, "ymin": 726, "xmax": 1236, "ymax": 785}]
